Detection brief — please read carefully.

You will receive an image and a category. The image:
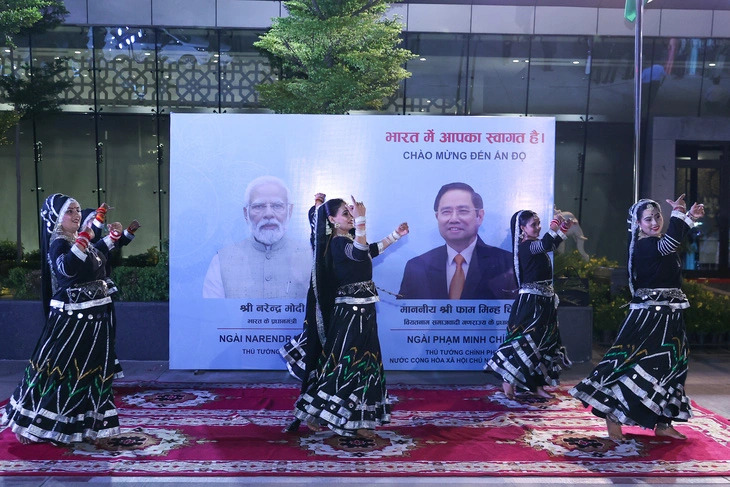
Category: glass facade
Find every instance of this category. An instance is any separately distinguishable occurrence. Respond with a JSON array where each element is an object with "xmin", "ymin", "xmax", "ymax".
[{"xmin": 1, "ymin": 27, "xmax": 729, "ymax": 264}]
